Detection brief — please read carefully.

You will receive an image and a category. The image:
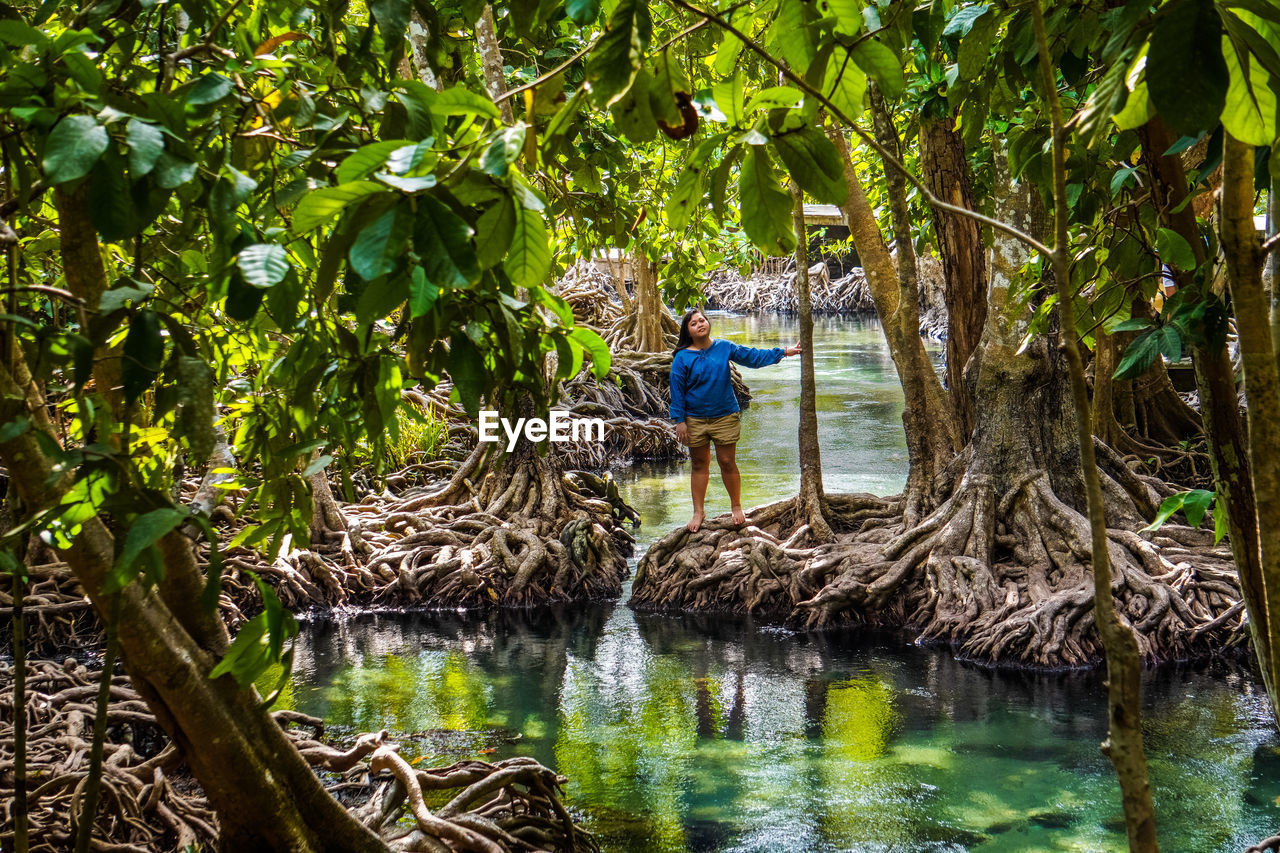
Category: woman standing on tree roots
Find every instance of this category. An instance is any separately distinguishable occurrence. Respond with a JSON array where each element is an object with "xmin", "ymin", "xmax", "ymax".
[{"xmin": 670, "ymin": 309, "xmax": 802, "ymax": 532}]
